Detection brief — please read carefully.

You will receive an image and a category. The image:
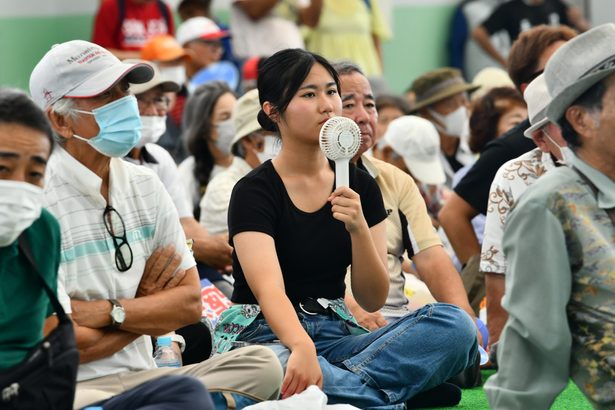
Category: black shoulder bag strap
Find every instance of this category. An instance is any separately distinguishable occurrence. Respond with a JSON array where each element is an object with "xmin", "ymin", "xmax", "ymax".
[
  {"xmin": 17, "ymin": 234, "xmax": 70, "ymax": 324},
  {"xmin": 0, "ymin": 234, "xmax": 78, "ymax": 409},
  {"xmin": 574, "ymin": 168, "xmax": 615, "ymax": 226}
]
